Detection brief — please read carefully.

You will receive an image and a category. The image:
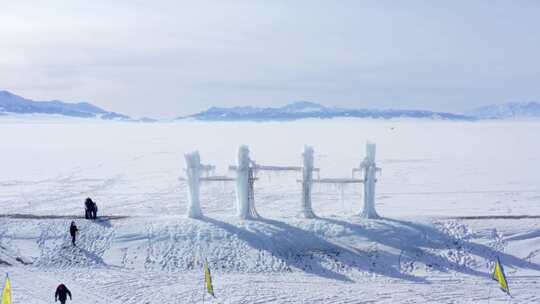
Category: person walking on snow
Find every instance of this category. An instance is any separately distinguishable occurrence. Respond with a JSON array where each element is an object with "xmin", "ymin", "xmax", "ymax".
[
  {"xmin": 55, "ymin": 283, "xmax": 72, "ymax": 303},
  {"xmin": 69, "ymin": 221, "xmax": 78, "ymax": 246}
]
